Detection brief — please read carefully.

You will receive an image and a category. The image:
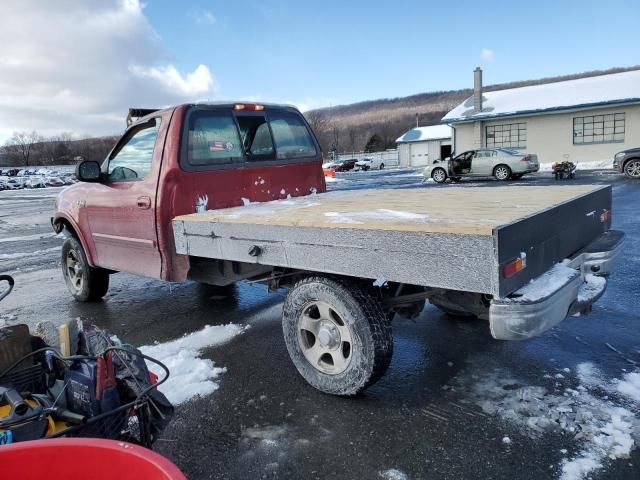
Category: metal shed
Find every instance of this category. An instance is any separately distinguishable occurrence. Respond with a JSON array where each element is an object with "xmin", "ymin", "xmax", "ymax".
[{"xmin": 396, "ymin": 125, "xmax": 452, "ymax": 167}]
